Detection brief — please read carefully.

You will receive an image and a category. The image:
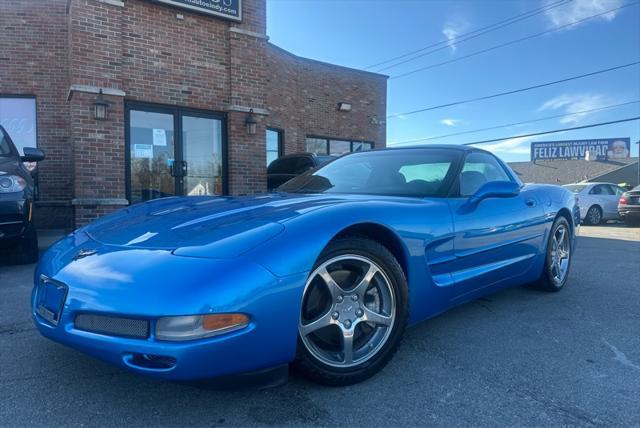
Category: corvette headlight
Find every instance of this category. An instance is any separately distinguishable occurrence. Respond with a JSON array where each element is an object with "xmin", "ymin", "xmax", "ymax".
[
  {"xmin": 155, "ymin": 314, "xmax": 249, "ymax": 341},
  {"xmin": 0, "ymin": 175, "xmax": 27, "ymax": 193}
]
